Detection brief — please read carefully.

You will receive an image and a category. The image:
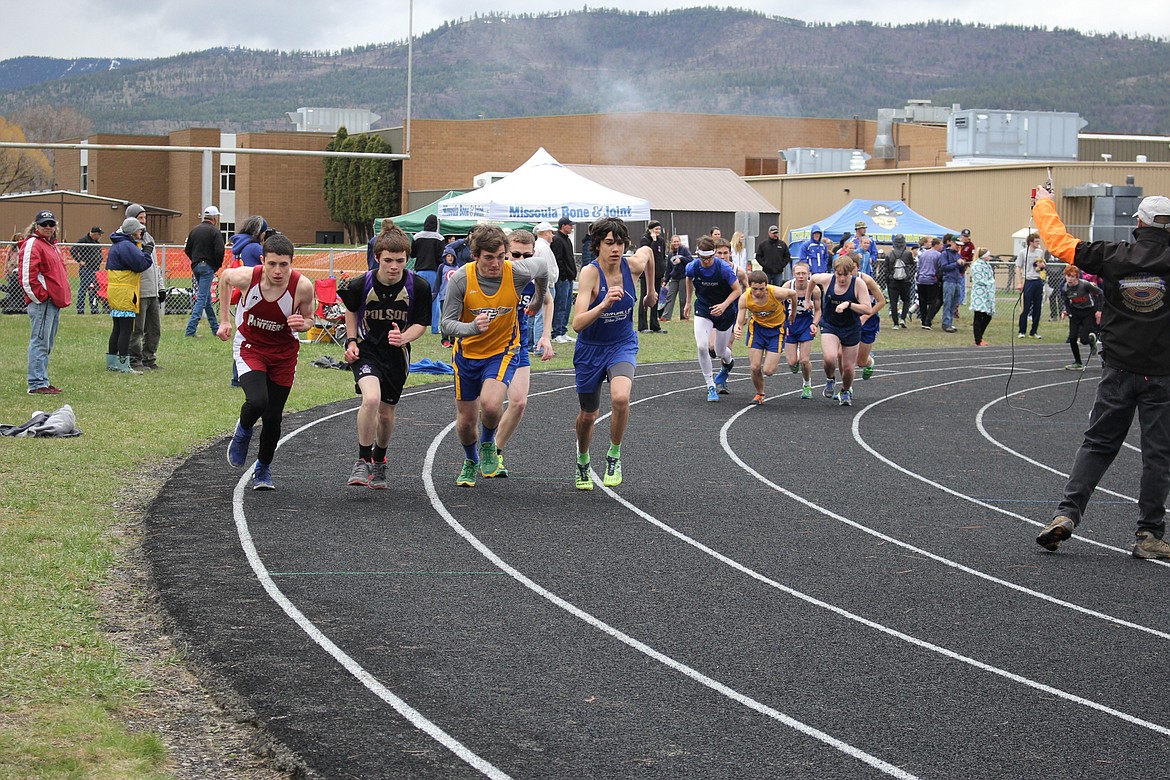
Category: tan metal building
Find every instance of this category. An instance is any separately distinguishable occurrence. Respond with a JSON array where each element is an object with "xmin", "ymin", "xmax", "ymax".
[{"xmin": 746, "ymin": 162, "xmax": 1170, "ymax": 255}]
